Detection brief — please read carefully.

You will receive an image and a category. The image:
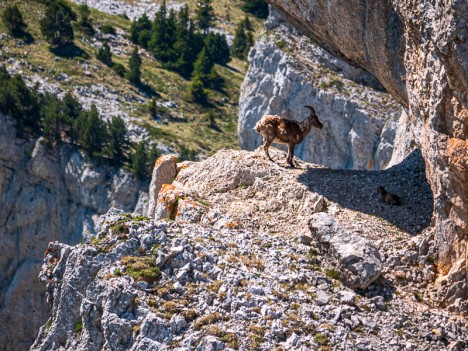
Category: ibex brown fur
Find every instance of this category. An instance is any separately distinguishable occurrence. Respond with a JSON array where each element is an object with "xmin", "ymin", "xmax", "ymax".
[{"xmin": 254, "ymin": 106, "xmax": 323, "ymax": 167}]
